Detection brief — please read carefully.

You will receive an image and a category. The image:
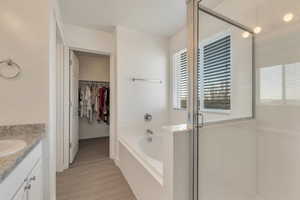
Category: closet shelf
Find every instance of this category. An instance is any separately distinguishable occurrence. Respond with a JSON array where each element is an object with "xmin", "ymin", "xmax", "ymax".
[{"xmin": 79, "ymin": 80, "xmax": 109, "ymax": 85}]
